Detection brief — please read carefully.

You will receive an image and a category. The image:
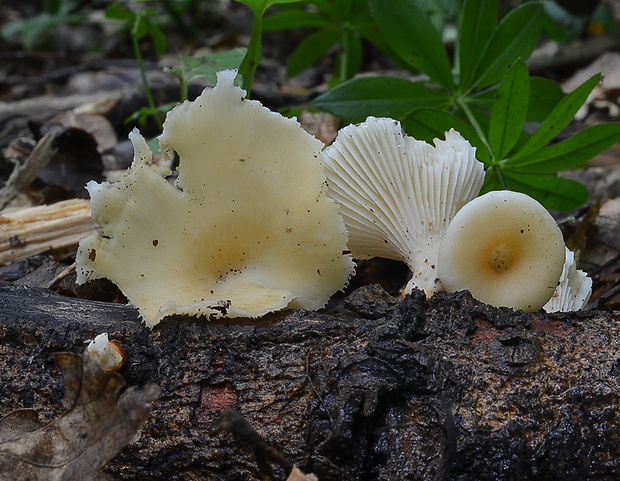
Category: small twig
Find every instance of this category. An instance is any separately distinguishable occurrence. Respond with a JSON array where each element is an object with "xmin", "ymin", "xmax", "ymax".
[{"xmin": 216, "ymin": 408, "xmax": 295, "ymax": 473}]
